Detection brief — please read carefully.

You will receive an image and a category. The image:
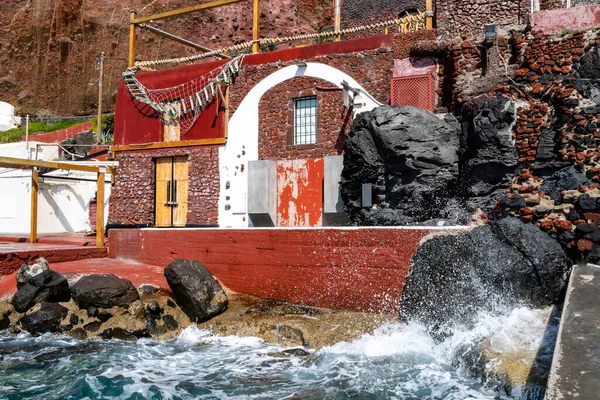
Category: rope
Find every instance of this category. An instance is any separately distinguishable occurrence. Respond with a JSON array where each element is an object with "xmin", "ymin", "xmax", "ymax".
[{"xmin": 133, "ymin": 12, "xmax": 426, "ymax": 69}]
